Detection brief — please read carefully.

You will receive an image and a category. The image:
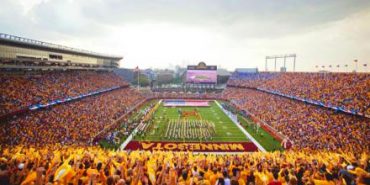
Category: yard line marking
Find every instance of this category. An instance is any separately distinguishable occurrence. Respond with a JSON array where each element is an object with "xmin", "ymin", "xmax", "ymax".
[{"xmin": 214, "ymin": 100, "xmax": 266, "ymax": 152}]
